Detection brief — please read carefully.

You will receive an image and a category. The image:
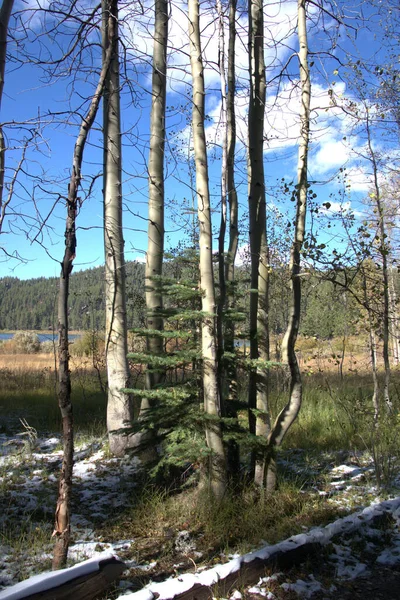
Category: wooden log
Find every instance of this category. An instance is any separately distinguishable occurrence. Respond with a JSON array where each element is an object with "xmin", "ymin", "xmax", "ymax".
[
  {"xmin": 162, "ymin": 542, "xmax": 322, "ymax": 600},
  {"xmin": 127, "ymin": 501, "xmax": 400, "ymax": 600},
  {"xmin": 0, "ymin": 556, "xmax": 126, "ymax": 600}
]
